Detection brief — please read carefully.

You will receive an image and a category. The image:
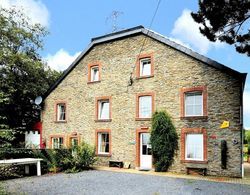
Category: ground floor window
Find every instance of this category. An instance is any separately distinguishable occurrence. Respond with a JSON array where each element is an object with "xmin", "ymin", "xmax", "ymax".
[
  {"xmin": 70, "ymin": 137, "xmax": 78, "ymax": 148},
  {"xmin": 181, "ymin": 128, "xmax": 207, "ymax": 163},
  {"xmin": 52, "ymin": 137, "xmax": 63, "ymax": 149},
  {"xmin": 96, "ymin": 130, "xmax": 111, "ymax": 155},
  {"xmin": 185, "ymin": 134, "xmax": 203, "ymax": 160}
]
